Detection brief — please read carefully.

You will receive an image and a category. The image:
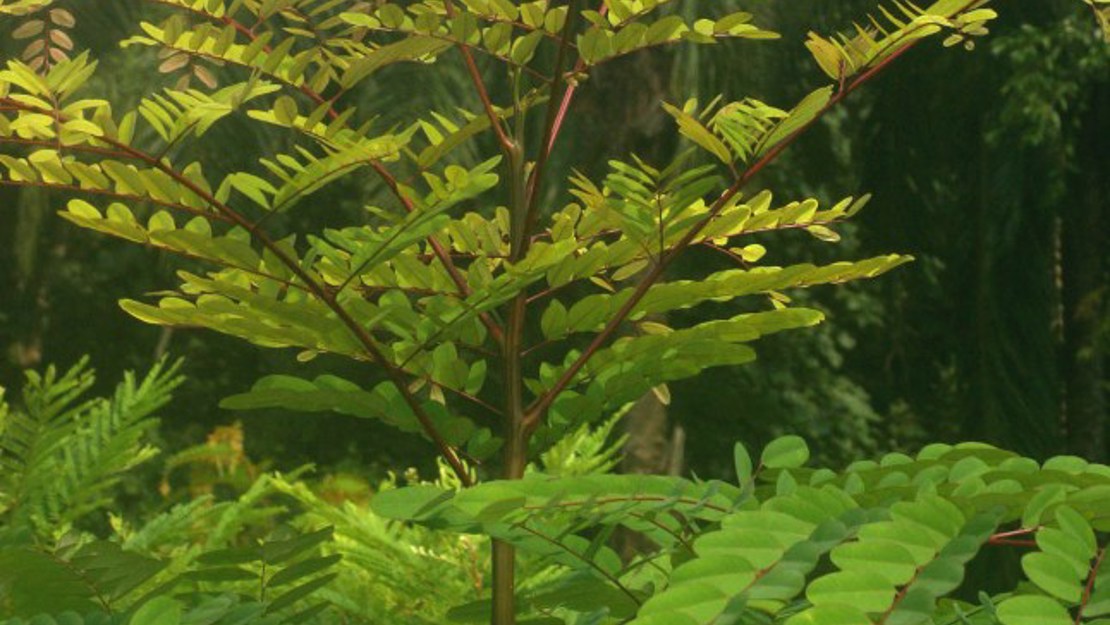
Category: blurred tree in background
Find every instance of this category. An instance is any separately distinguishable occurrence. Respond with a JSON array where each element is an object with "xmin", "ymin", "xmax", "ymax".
[{"xmin": 0, "ymin": 0, "xmax": 1105, "ymax": 479}]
